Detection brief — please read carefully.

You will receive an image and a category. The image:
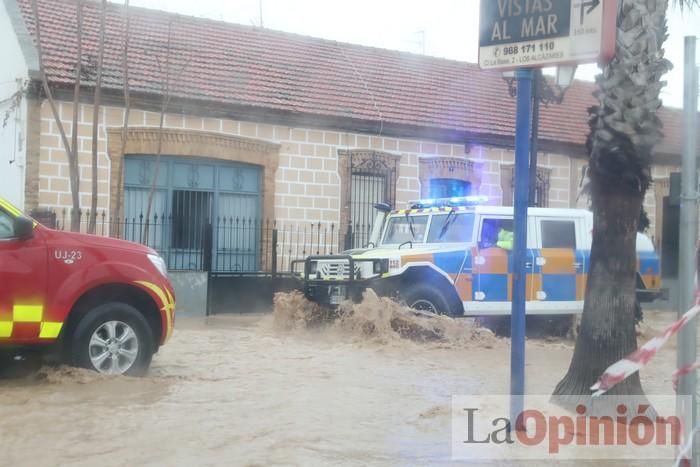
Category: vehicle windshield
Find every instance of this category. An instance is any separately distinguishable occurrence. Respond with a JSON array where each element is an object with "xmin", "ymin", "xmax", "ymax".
[
  {"xmin": 381, "ymin": 215, "xmax": 429, "ymax": 245},
  {"xmin": 426, "ymin": 212, "xmax": 475, "ymax": 243}
]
